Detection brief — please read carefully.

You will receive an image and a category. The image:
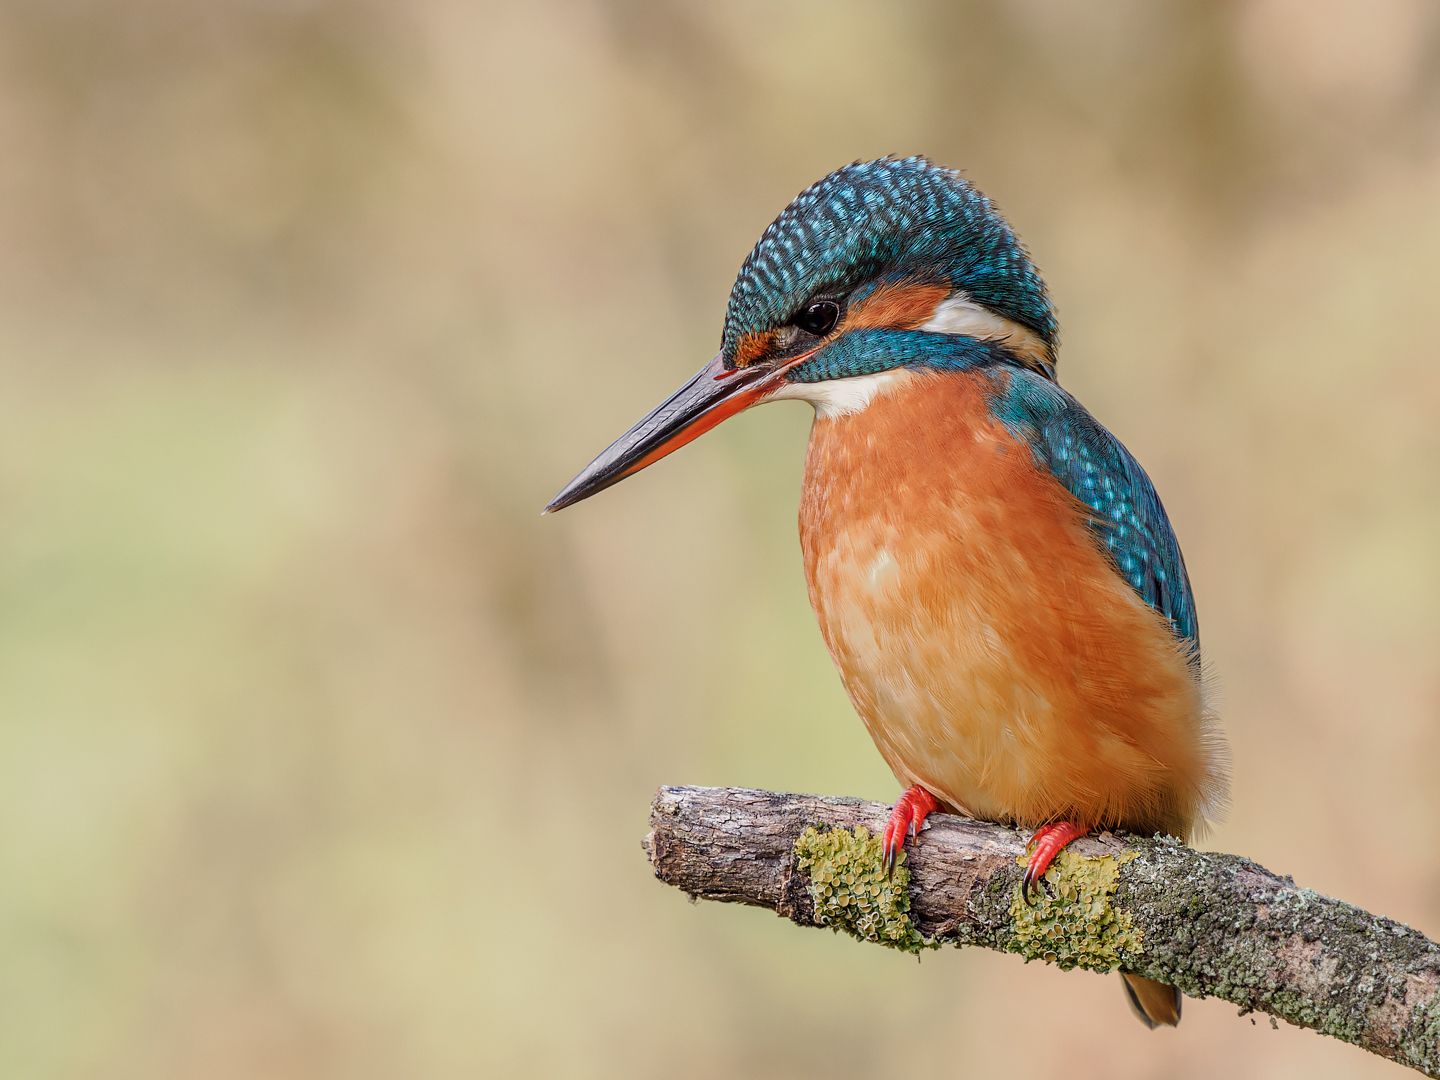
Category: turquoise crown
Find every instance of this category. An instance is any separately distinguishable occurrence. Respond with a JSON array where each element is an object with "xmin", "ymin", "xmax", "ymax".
[{"xmin": 720, "ymin": 157, "xmax": 1057, "ymax": 369}]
